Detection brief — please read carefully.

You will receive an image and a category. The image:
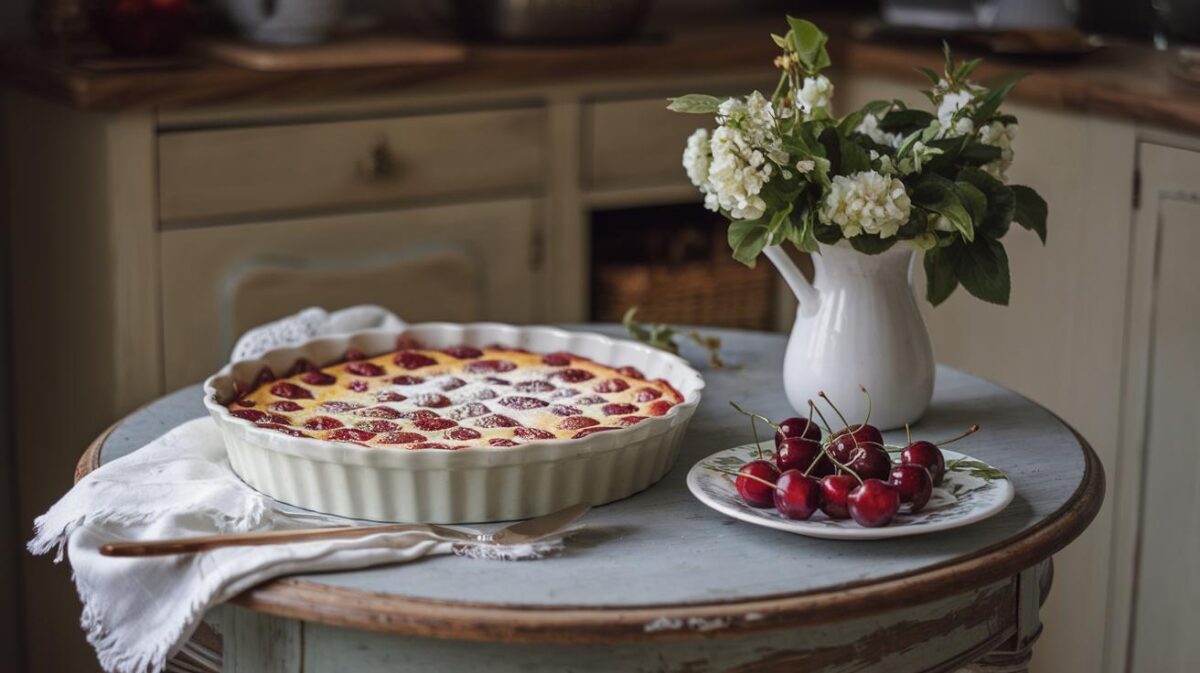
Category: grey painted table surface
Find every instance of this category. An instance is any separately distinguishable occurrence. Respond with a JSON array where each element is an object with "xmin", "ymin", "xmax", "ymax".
[{"xmin": 100, "ymin": 327, "xmax": 1087, "ymax": 611}]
